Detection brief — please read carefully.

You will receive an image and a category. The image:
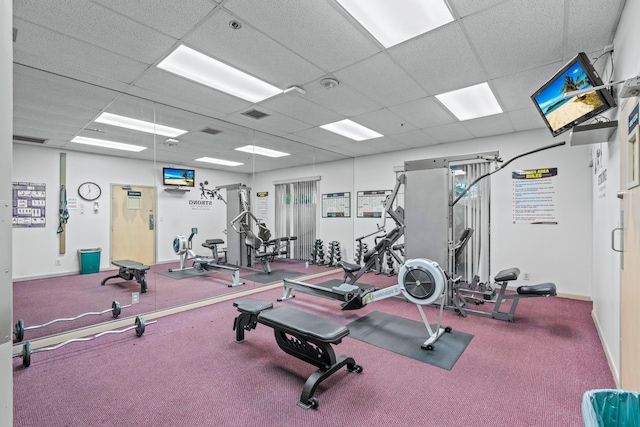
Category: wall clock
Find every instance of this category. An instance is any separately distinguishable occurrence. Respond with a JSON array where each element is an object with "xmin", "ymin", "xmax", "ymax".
[{"xmin": 78, "ymin": 182, "xmax": 101, "ymax": 201}]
